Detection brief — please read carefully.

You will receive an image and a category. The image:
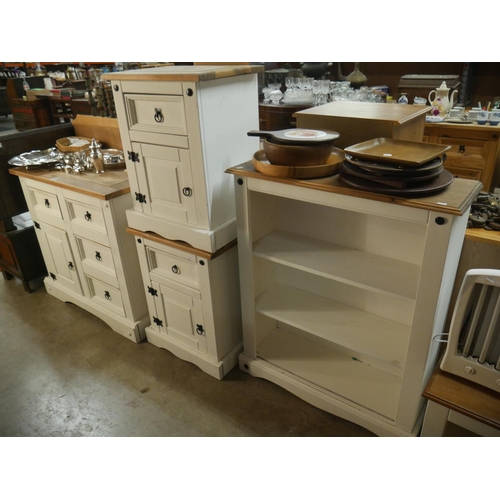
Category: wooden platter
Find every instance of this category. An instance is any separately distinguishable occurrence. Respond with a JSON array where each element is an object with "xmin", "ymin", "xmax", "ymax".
[
  {"xmin": 252, "ymin": 149, "xmax": 344, "ymax": 179},
  {"xmin": 344, "ymin": 138, "xmax": 451, "ymax": 166}
]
